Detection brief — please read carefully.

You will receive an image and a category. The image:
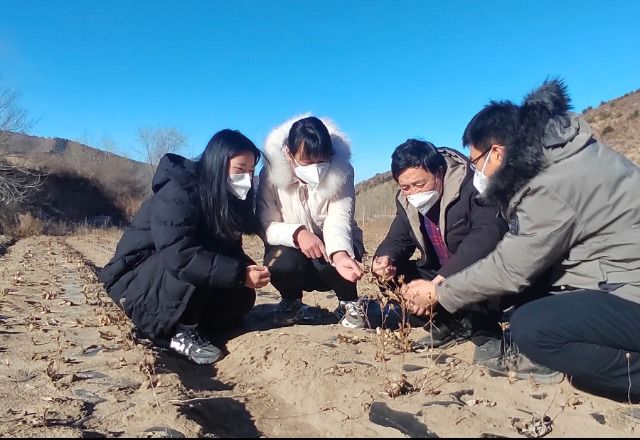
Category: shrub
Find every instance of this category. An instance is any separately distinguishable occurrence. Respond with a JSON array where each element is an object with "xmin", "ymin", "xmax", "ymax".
[
  {"xmin": 602, "ymin": 125, "xmax": 614, "ymax": 135},
  {"xmin": 11, "ymin": 212, "xmax": 44, "ymax": 238}
]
